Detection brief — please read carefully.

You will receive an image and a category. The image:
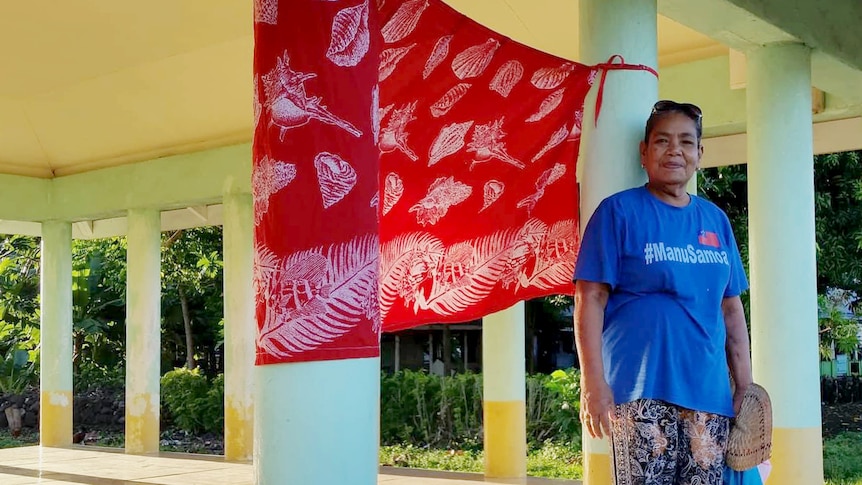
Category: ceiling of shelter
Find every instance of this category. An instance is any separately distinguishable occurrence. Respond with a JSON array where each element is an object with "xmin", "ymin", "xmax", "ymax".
[{"xmin": 0, "ymin": 0, "xmax": 730, "ymax": 179}]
